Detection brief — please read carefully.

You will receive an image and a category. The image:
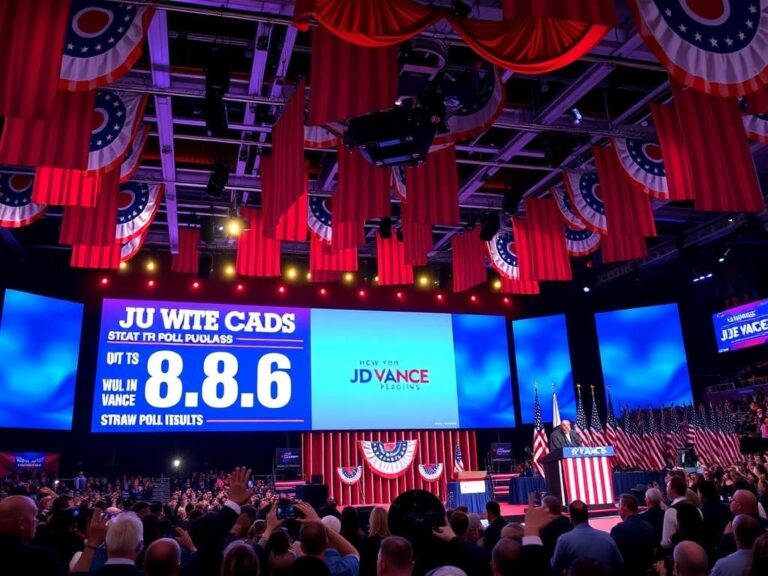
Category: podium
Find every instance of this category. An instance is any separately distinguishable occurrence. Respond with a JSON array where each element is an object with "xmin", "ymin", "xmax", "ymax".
[
  {"xmin": 447, "ymin": 471, "xmax": 490, "ymax": 513},
  {"xmin": 540, "ymin": 446, "xmax": 615, "ymax": 506}
]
